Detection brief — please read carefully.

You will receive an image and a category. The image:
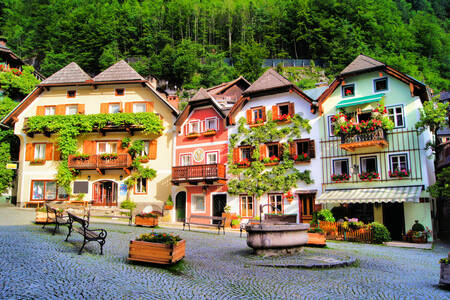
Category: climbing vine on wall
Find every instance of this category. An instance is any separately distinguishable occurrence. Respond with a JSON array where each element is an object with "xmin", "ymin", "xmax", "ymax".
[
  {"xmin": 227, "ymin": 111, "xmax": 313, "ymax": 198},
  {"xmin": 24, "ymin": 112, "xmax": 163, "ymax": 193}
]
